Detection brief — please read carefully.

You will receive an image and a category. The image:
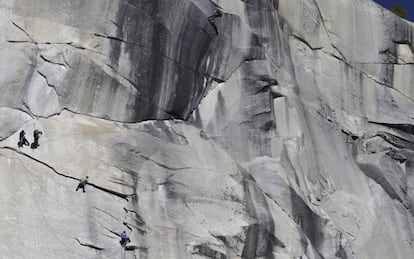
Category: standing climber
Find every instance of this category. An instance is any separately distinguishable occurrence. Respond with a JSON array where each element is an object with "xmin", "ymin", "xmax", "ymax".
[
  {"xmin": 18, "ymin": 130, "xmax": 30, "ymax": 148},
  {"xmin": 31, "ymin": 129, "xmax": 43, "ymax": 149},
  {"xmin": 76, "ymin": 176, "xmax": 89, "ymax": 193},
  {"xmin": 208, "ymin": 7, "xmax": 224, "ymax": 35},
  {"xmin": 120, "ymin": 230, "xmax": 131, "ymax": 246}
]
